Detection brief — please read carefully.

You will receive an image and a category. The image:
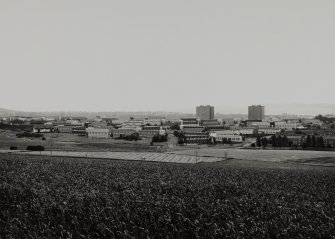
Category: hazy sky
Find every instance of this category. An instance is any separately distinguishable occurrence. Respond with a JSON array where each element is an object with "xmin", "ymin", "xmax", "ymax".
[{"xmin": 1, "ymin": 1, "xmax": 334, "ymax": 113}]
